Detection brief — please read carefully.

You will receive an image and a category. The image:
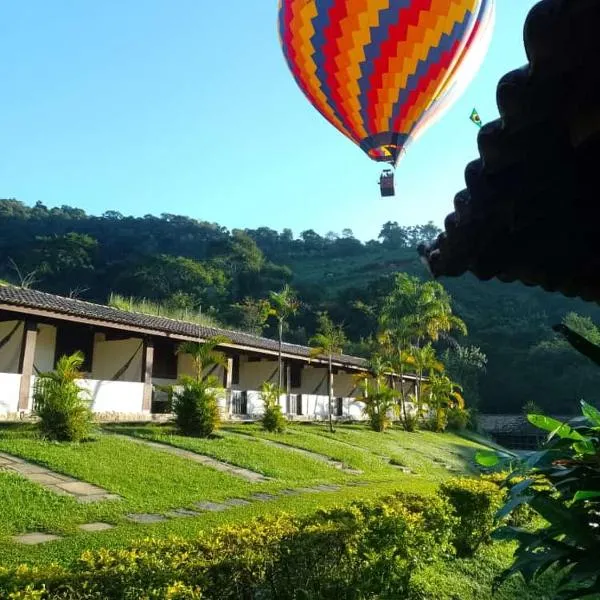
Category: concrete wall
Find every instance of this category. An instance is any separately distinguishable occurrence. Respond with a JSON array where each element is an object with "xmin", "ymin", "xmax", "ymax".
[
  {"xmin": 78, "ymin": 379, "xmax": 145, "ymax": 414},
  {"xmin": 0, "ymin": 372, "xmax": 22, "ymax": 415},
  {"xmin": 0, "ymin": 320, "xmax": 23, "ymax": 373}
]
